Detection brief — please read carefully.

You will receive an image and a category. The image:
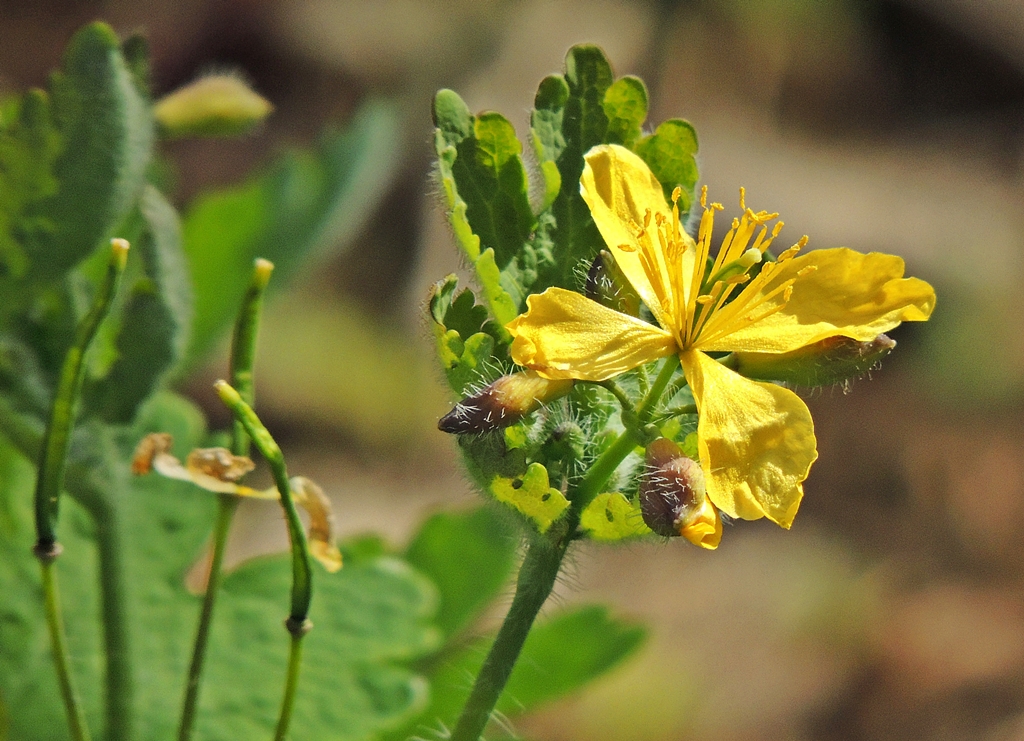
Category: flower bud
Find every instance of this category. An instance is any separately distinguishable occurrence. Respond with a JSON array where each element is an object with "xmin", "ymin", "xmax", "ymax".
[
  {"xmin": 154, "ymin": 74, "xmax": 273, "ymax": 139},
  {"xmin": 438, "ymin": 371, "xmax": 573, "ymax": 433},
  {"xmin": 585, "ymin": 250, "xmax": 641, "ymax": 316},
  {"xmin": 732, "ymin": 334, "xmax": 896, "ymax": 387},
  {"xmin": 639, "ymin": 437, "xmax": 721, "ymax": 549}
]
